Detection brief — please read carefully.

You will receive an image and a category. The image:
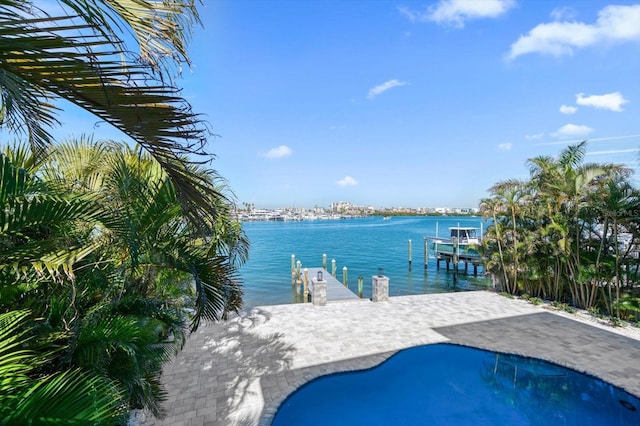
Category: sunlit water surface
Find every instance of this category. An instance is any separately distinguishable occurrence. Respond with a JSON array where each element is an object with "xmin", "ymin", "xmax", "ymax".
[{"xmin": 239, "ymin": 216, "xmax": 490, "ymax": 308}]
